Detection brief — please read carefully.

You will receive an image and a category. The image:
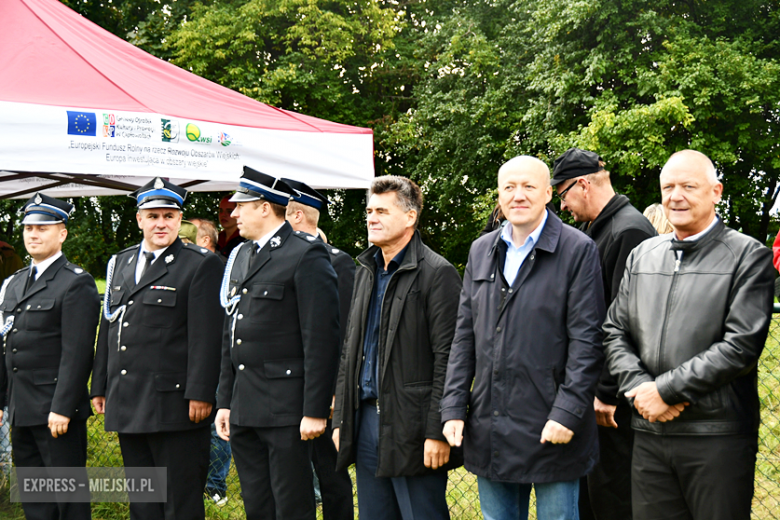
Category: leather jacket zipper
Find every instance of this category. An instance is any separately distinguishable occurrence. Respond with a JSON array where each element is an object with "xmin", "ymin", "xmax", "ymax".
[{"xmin": 658, "ymin": 254, "xmax": 682, "ymax": 375}]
